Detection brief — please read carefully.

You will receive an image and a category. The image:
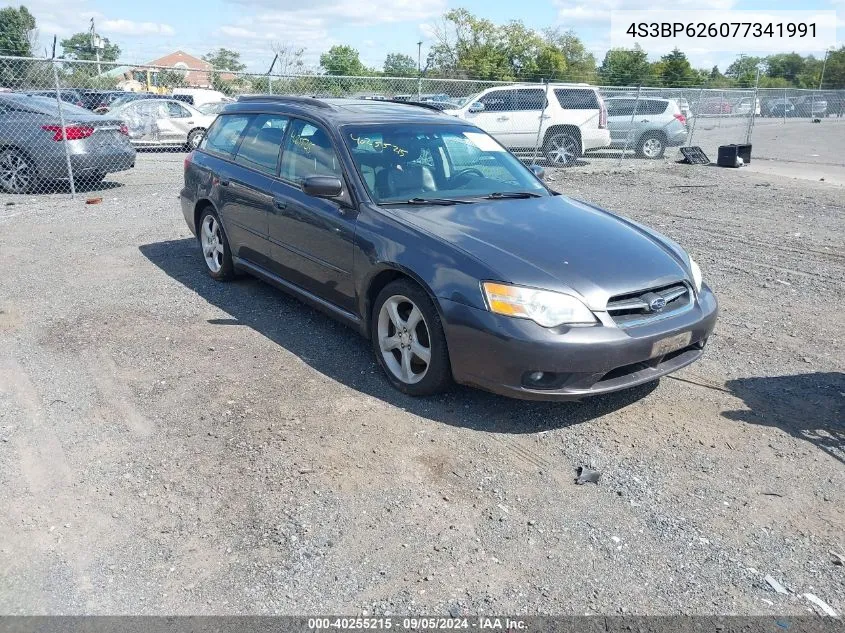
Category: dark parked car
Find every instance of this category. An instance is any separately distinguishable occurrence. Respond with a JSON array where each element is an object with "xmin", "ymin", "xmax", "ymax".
[
  {"xmin": 180, "ymin": 96, "xmax": 717, "ymax": 400},
  {"xmin": 767, "ymin": 99, "xmax": 796, "ymax": 118},
  {"xmin": 79, "ymin": 90, "xmax": 126, "ymax": 111},
  {"xmin": 0, "ymin": 93, "xmax": 135, "ymax": 193},
  {"xmin": 791, "ymin": 96, "xmax": 827, "ymax": 118},
  {"xmin": 19, "ymin": 89, "xmax": 86, "ymax": 108}
]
